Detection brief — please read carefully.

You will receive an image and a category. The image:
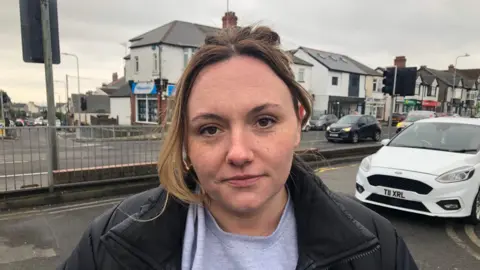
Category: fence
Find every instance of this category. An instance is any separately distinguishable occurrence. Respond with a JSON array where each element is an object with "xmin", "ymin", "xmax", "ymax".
[
  {"xmin": 0, "ymin": 125, "xmax": 371, "ymax": 193},
  {"xmin": 0, "ymin": 125, "xmax": 163, "ymax": 193}
]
